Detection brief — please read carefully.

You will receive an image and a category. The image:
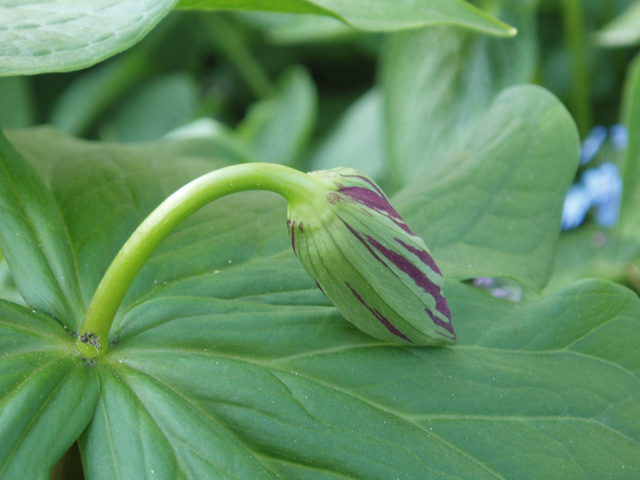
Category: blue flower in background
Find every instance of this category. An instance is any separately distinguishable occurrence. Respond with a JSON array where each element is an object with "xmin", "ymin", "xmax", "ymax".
[
  {"xmin": 561, "ymin": 125, "xmax": 624, "ymax": 230},
  {"xmin": 583, "ymin": 163, "xmax": 622, "ymax": 228},
  {"xmin": 610, "ymin": 124, "xmax": 628, "ymax": 151},
  {"xmin": 579, "ymin": 125, "xmax": 607, "ymax": 165},
  {"xmin": 561, "ymin": 184, "xmax": 591, "ymax": 230}
]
